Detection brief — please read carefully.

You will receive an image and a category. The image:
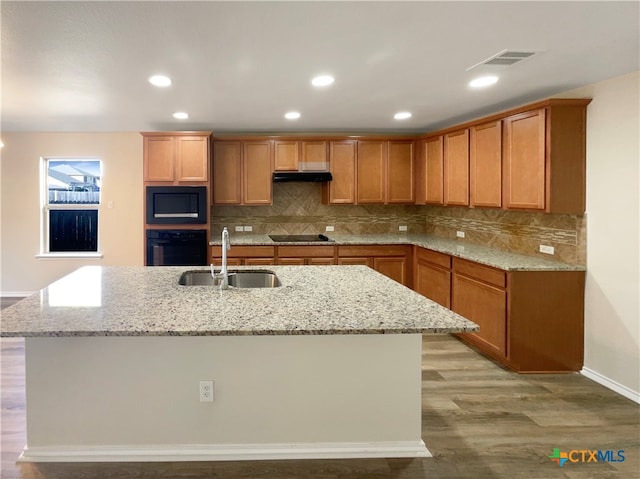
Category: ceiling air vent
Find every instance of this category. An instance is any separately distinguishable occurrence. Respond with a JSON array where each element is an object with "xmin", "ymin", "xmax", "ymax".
[{"xmin": 467, "ymin": 50, "xmax": 538, "ymax": 71}]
